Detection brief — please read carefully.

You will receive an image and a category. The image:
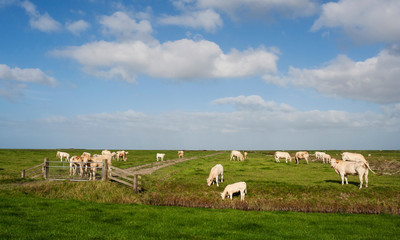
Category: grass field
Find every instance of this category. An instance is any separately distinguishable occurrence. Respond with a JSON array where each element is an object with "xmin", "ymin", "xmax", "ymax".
[{"xmin": 1, "ymin": 149, "xmax": 399, "ymax": 239}]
